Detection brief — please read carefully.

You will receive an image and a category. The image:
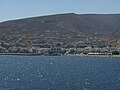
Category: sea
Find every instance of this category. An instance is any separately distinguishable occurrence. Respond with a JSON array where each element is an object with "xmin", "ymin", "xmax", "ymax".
[{"xmin": 0, "ymin": 55, "xmax": 120, "ymax": 90}]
